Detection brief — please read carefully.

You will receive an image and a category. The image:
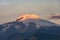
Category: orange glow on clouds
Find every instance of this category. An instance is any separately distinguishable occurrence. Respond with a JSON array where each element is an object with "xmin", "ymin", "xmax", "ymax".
[{"xmin": 16, "ymin": 14, "xmax": 40, "ymax": 21}]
